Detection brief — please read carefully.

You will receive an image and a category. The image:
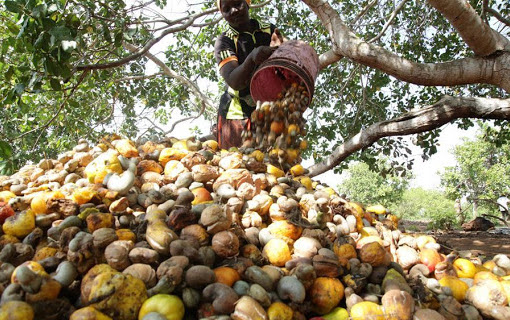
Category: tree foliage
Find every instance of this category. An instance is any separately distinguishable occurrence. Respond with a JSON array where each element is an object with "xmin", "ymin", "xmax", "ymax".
[
  {"xmin": 440, "ymin": 124, "xmax": 510, "ymax": 217},
  {"xmin": 0, "ymin": 0, "xmax": 509, "ymax": 177},
  {"xmin": 0, "ymin": 0, "xmax": 158, "ymax": 171},
  {"xmin": 337, "ymin": 160, "xmax": 410, "ymax": 207},
  {"xmin": 392, "ymin": 187, "xmax": 458, "ymax": 230}
]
